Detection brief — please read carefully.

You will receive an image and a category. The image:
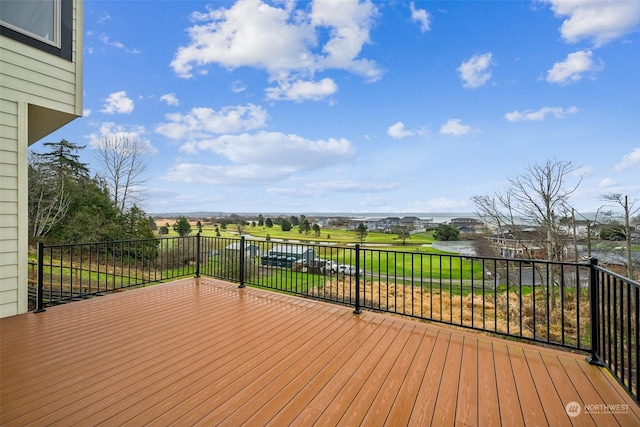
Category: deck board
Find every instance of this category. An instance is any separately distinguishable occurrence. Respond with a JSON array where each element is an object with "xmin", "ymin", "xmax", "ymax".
[
  {"xmin": 1, "ymin": 278, "xmax": 639, "ymax": 426},
  {"xmin": 477, "ymin": 339, "xmax": 501, "ymax": 427}
]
